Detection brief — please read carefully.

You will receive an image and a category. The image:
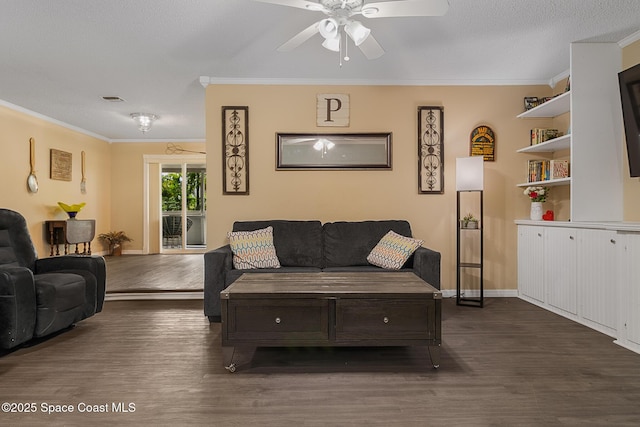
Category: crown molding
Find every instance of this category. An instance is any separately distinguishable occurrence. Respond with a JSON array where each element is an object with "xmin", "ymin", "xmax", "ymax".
[
  {"xmin": 199, "ymin": 75, "xmax": 549, "ymax": 87},
  {"xmin": 0, "ymin": 99, "xmax": 110, "ymax": 142},
  {"xmin": 549, "ymin": 69, "xmax": 571, "ymax": 89},
  {"xmin": 619, "ymin": 30, "xmax": 640, "ymax": 48},
  {"xmin": 110, "ymin": 139, "xmax": 205, "ymax": 144}
]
